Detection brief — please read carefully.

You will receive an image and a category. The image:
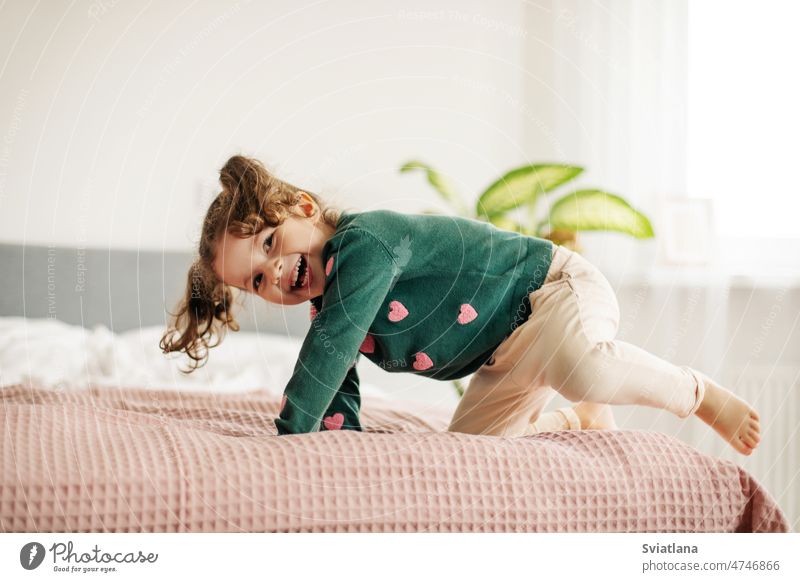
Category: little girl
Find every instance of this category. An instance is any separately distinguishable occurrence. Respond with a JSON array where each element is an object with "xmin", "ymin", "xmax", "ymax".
[{"xmin": 161, "ymin": 155, "xmax": 761, "ymax": 455}]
